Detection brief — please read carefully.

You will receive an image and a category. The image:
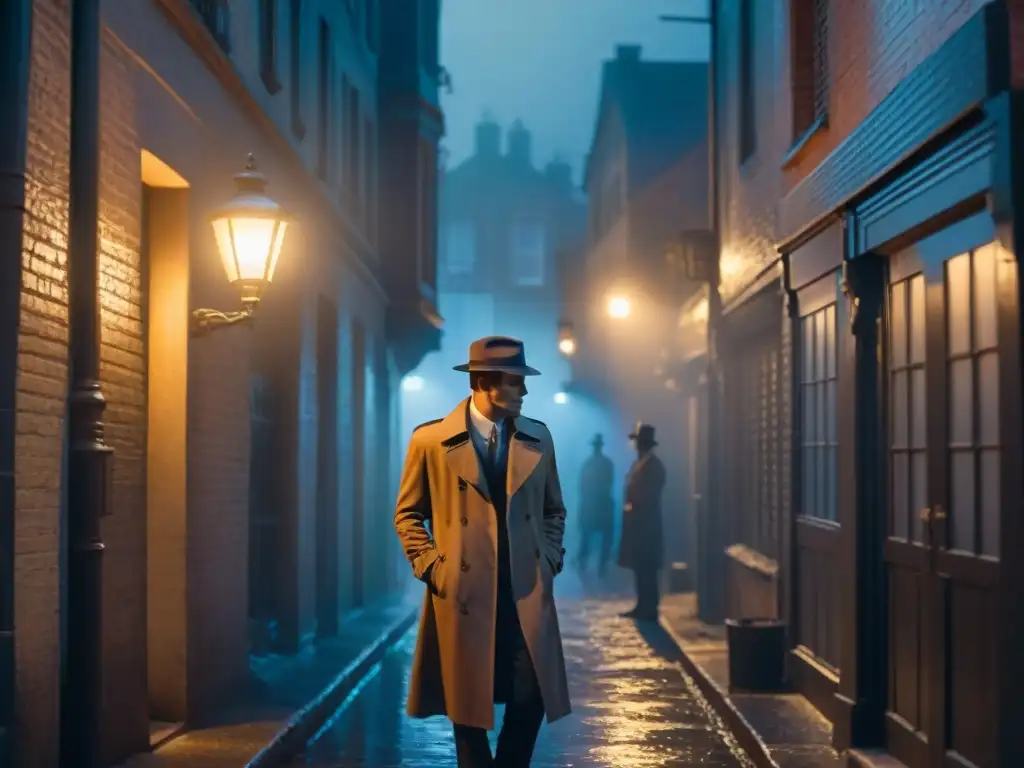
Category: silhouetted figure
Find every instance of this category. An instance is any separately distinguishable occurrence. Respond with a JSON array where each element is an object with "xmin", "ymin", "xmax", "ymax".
[
  {"xmin": 618, "ymin": 423, "xmax": 666, "ymax": 622},
  {"xmin": 575, "ymin": 433, "xmax": 614, "ymax": 577}
]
